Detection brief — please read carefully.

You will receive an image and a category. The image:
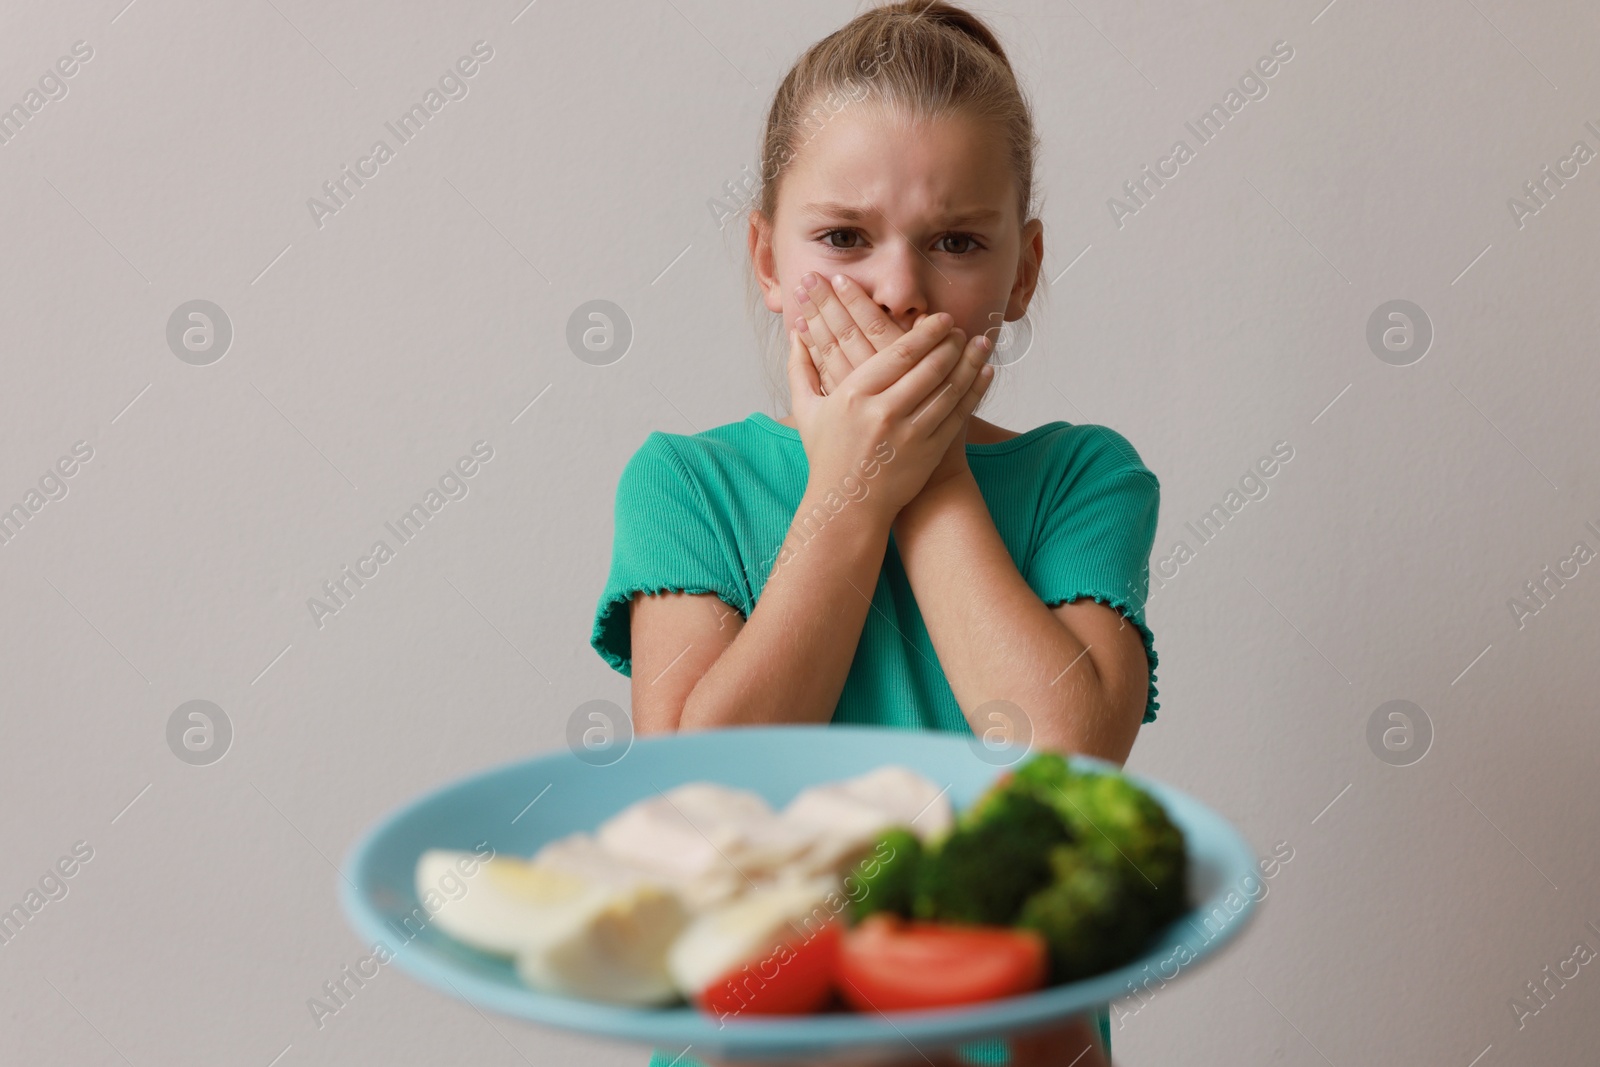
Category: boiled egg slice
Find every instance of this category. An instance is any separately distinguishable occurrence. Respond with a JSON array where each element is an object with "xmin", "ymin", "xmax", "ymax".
[
  {"xmin": 413, "ymin": 849, "xmax": 689, "ymax": 1006},
  {"xmin": 415, "ymin": 849, "xmax": 601, "ymax": 957},
  {"xmin": 666, "ymin": 874, "xmax": 844, "ymax": 998},
  {"xmin": 516, "ymin": 882, "xmax": 687, "ymax": 1005}
]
